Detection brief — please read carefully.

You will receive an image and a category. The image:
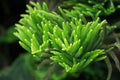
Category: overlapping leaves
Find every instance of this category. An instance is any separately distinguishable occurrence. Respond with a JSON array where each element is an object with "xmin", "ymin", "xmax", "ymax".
[
  {"xmin": 49, "ymin": 18, "xmax": 107, "ymax": 72},
  {"xmin": 14, "ymin": 2, "xmax": 107, "ymax": 72},
  {"xmin": 60, "ymin": 0, "xmax": 120, "ymax": 20},
  {"xmin": 14, "ymin": 2, "xmax": 64, "ymax": 54}
]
